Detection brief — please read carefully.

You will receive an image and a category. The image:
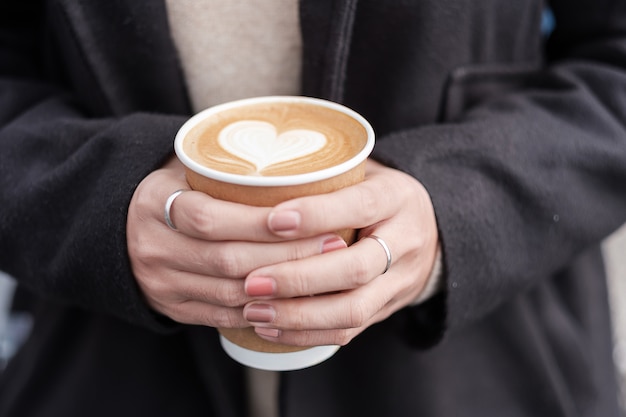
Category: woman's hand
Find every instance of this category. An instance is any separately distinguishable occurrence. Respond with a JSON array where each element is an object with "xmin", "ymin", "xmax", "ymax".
[
  {"xmin": 126, "ymin": 156, "xmax": 347, "ymax": 328},
  {"xmin": 242, "ymin": 159, "xmax": 440, "ymax": 347}
]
